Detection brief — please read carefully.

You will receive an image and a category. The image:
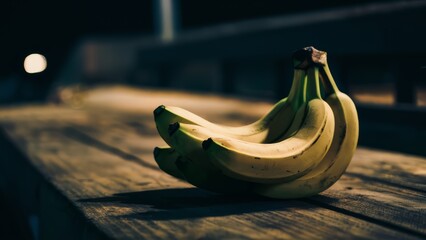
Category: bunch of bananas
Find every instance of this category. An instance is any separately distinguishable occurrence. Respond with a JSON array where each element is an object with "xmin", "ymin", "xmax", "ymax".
[{"xmin": 152, "ymin": 47, "xmax": 359, "ymax": 199}]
